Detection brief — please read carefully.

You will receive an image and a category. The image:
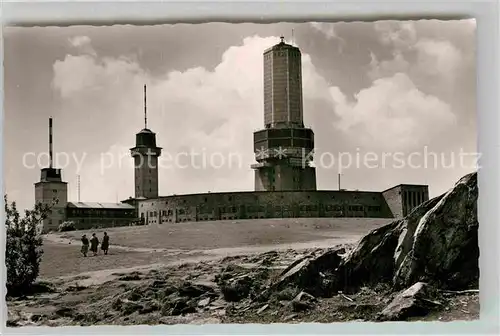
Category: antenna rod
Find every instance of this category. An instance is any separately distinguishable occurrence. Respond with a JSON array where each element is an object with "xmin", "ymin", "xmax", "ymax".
[
  {"xmin": 77, "ymin": 175, "xmax": 81, "ymax": 202},
  {"xmin": 144, "ymin": 84, "xmax": 147, "ymax": 129},
  {"xmin": 292, "ymin": 28, "xmax": 294, "ymax": 45},
  {"xmin": 49, "ymin": 117, "xmax": 53, "ymax": 168},
  {"xmin": 338, "ymin": 173, "xmax": 341, "ymax": 190}
]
